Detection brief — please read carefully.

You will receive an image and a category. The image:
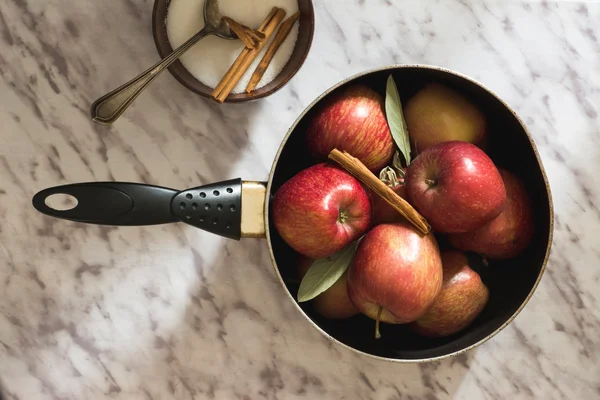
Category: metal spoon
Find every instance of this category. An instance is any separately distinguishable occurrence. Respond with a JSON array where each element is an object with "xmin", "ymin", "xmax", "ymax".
[{"xmin": 90, "ymin": 0, "xmax": 235, "ymax": 125}]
